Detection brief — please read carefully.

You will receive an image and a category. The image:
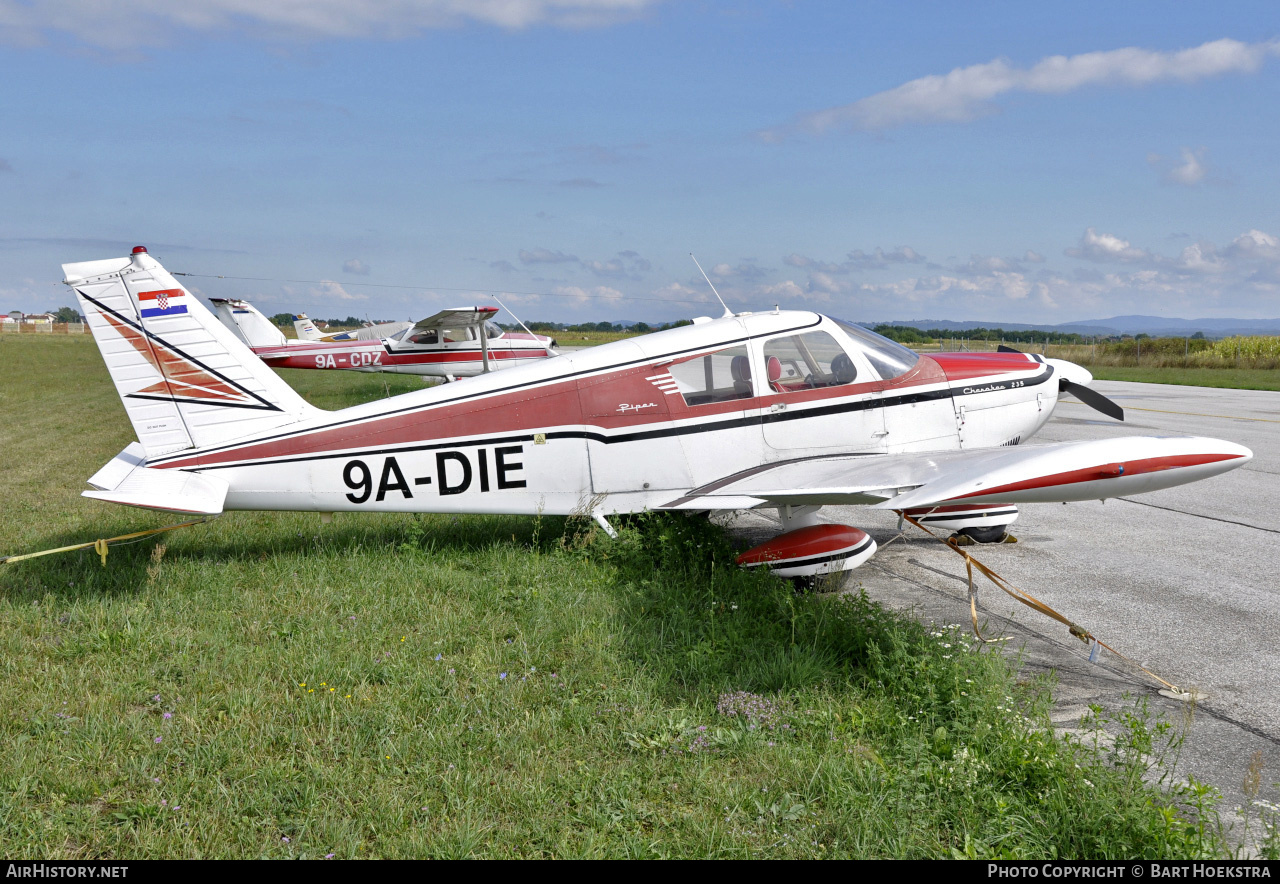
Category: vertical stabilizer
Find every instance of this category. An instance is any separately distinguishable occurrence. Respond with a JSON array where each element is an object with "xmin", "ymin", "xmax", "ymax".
[
  {"xmin": 209, "ymin": 298, "xmax": 288, "ymax": 348},
  {"xmin": 293, "ymin": 313, "xmax": 326, "ymax": 341},
  {"xmin": 65, "ymin": 247, "xmax": 321, "ymax": 458}
]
